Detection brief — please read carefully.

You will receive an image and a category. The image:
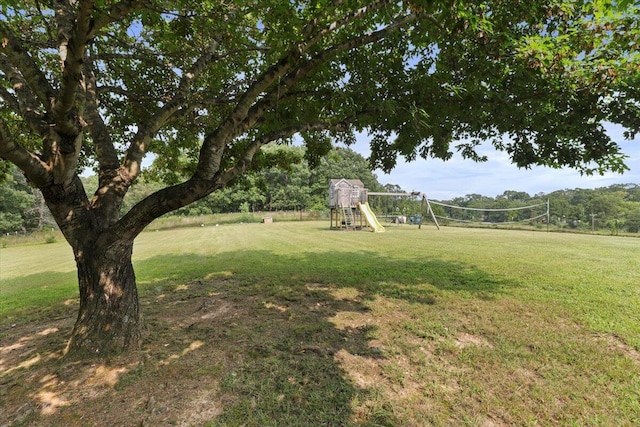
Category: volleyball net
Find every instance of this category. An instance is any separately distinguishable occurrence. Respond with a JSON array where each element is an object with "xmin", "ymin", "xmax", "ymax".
[{"xmin": 427, "ymin": 200, "xmax": 549, "ymax": 226}]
